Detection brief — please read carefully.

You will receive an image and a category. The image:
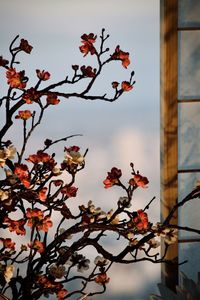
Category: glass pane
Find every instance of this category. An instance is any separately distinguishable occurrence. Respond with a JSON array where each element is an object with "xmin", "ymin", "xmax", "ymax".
[
  {"xmin": 178, "ymin": 31, "xmax": 200, "ymax": 100},
  {"xmin": 178, "ymin": 103, "xmax": 200, "ymax": 169},
  {"xmin": 178, "ymin": 0, "xmax": 200, "ymax": 27},
  {"xmin": 179, "ymin": 242, "xmax": 200, "ymax": 282},
  {"xmin": 178, "ymin": 172, "xmax": 200, "ymax": 238}
]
